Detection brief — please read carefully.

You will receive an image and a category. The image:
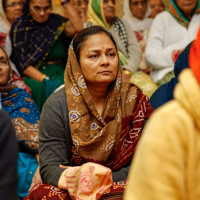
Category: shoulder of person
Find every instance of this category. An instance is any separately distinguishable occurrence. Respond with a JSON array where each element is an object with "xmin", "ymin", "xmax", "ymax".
[{"xmin": 43, "ymin": 86, "xmax": 67, "ymax": 111}]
